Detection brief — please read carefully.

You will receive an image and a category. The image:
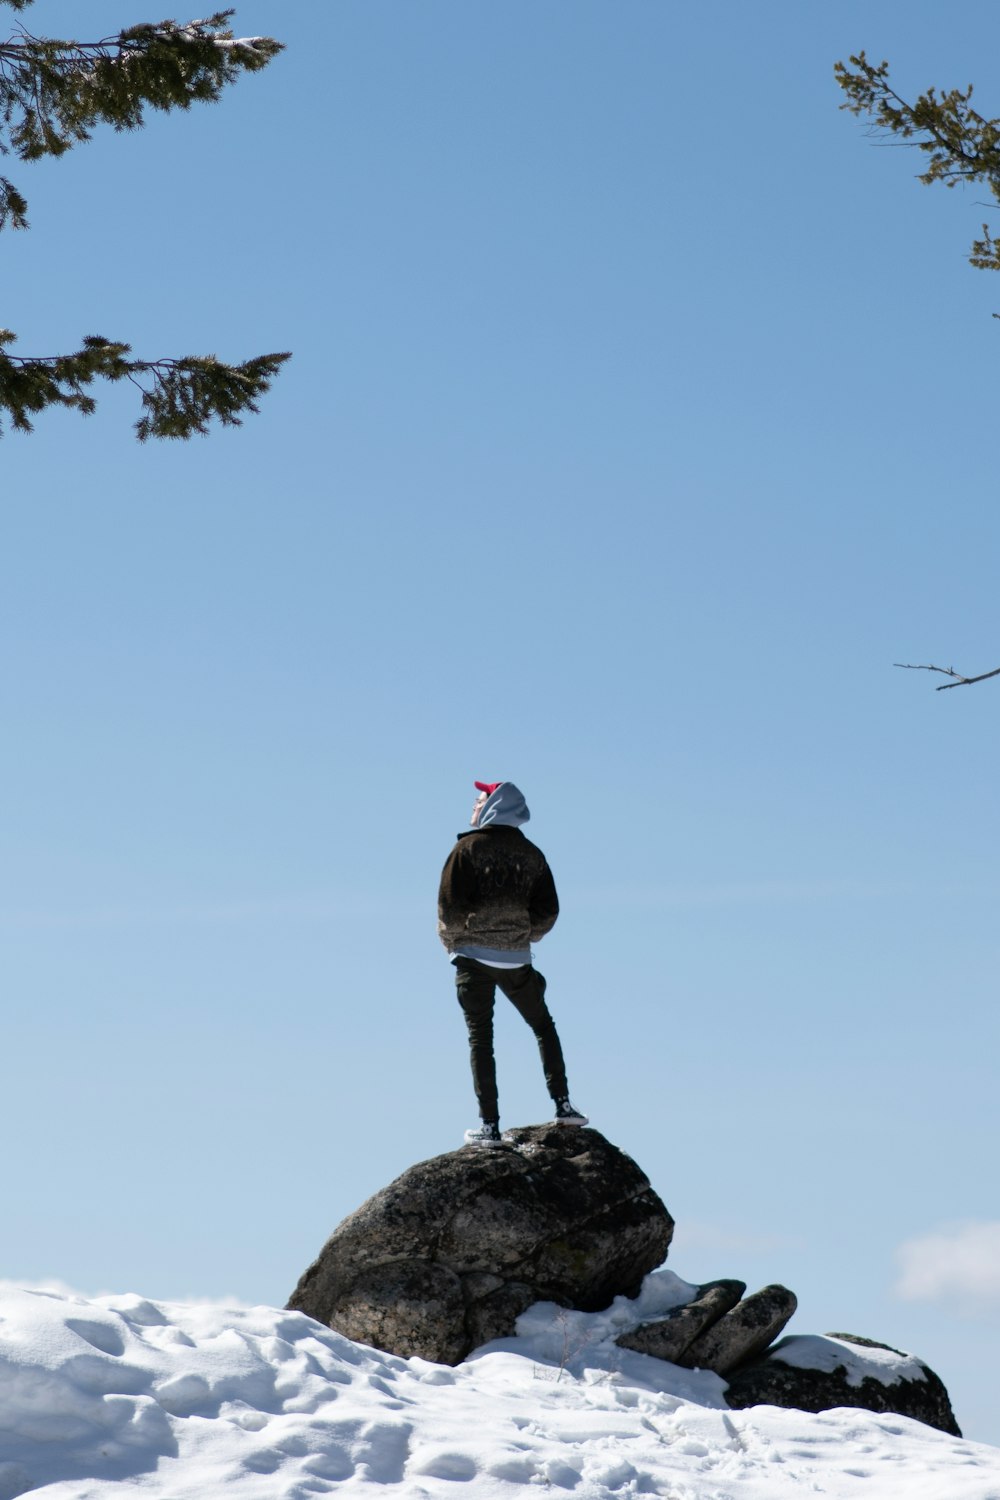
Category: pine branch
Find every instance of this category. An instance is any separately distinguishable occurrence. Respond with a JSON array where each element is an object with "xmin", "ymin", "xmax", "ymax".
[
  {"xmin": 0, "ymin": 10, "xmax": 282, "ymax": 225},
  {"xmin": 0, "ymin": 171, "xmax": 26, "ymax": 226},
  {"xmin": 894, "ymin": 662, "xmax": 1000, "ymax": 690},
  {"xmin": 0, "ymin": 11, "xmax": 288, "ymax": 439},
  {"xmin": 835, "ymin": 52, "xmax": 1000, "ymax": 271},
  {"xmin": 0, "ymin": 330, "xmax": 290, "ymax": 440}
]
